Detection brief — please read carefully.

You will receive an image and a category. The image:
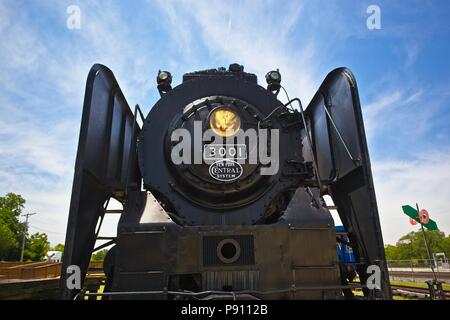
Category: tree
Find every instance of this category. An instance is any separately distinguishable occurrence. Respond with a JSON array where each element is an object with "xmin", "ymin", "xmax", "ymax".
[
  {"xmin": 23, "ymin": 233, "xmax": 50, "ymax": 261},
  {"xmin": 0, "ymin": 223, "xmax": 17, "ymax": 259},
  {"xmin": 52, "ymin": 243, "xmax": 64, "ymax": 252},
  {"xmin": 385, "ymin": 230, "xmax": 450, "ymax": 261},
  {"xmin": 0, "ymin": 193, "xmax": 26, "ymax": 260},
  {"xmin": 91, "ymin": 249, "xmax": 108, "ymax": 261}
]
